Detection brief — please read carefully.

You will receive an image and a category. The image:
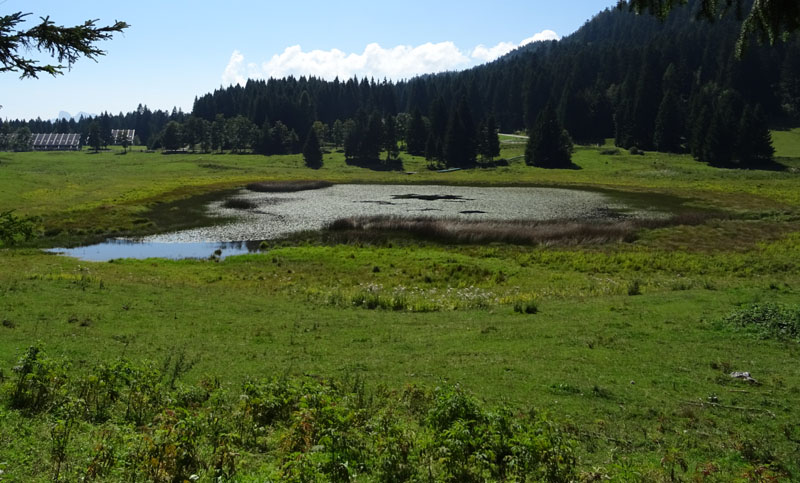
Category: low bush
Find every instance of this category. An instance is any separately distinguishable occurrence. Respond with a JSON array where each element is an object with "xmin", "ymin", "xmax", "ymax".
[
  {"xmin": 721, "ymin": 303, "xmax": 800, "ymax": 341},
  {"xmin": 0, "ymin": 346, "xmax": 579, "ymax": 481}
]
